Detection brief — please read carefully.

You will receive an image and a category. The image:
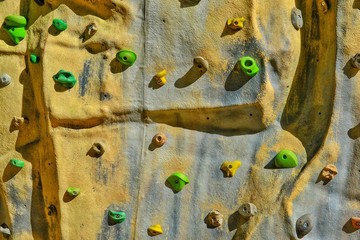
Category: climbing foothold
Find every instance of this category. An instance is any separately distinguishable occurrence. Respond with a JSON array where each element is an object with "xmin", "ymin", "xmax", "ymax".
[
  {"xmin": 193, "ymin": 56, "xmax": 209, "ymax": 73},
  {"xmin": 53, "ymin": 70, "xmax": 77, "ymax": 88},
  {"xmin": 0, "ymin": 73, "xmax": 11, "ymax": 87},
  {"xmin": 10, "ymin": 159, "xmax": 24, "ymax": 168},
  {"xmin": 0, "ymin": 225, "xmax": 10, "ymax": 236},
  {"xmin": 86, "ymin": 23, "xmax": 97, "ymax": 37},
  {"xmin": 52, "ymin": 18, "xmax": 68, "ymax": 31},
  {"xmin": 207, "ymin": 210, "xmax": 224, "ymax": 228},
  {"xmin": 351, "ymin": 217, "xmax": 360, "ymax": 229},
  {"xmin": 152, "ymin": 133, "xmax": 167, "ymax": 147},
  {"xmin": 238, "ymin": 203, "xmax": 257, "ymax": 218},
  {"xmin": 321, "ymin": 164, "xmax": 337, "ymax": 180},
  {"xmin": 4, "ymin": 25, "xmax": 27, "ymax": 45},
  {"xmin": 220, "ymin": 160, "xmax": 241, "ymax": 177},
  {"xmin": 147, "ymin": 224, "xmax": 163, "ymax": 236},
  {"xmin": 291, "ymin": 7, "xmax": 303, "ymax": 30},
  {"xmin": 91, "ymin": 142, "xmax": 105, "ymax": 157},
  {"xmin": 108, "ymin": 210, "xmax": 126, "ymax": 223},
  {"xmin": 66, "ymin": 187, "xmax": 80, "ymax": 196},
  {"xmin": 296, "ymin": 214, "xmax": 313, "ymax": 238},
  {"xmin": 227, "ymin": 17, "xmax": 245, "ymax": 30},
  {"xmin": 155, "ymin": 70, "xmax": 167, "ymax": 86},
  {"xmin": 116, "ymin": 50, "xmax": 137, "ymax": 66},
  {"xmin": 5, "ymin": 15, "xmax": 27, "ymax": 27},
  {"xmin": 274, "ymin": 149, "xmax": 298, "ymax": 168},
  {"xmin": 351, "ymin": 53, "xmax": 360, "ymax": 69},
  {"xmin": 166, "ymin": 172, "xmax": 189, "ymax": 193},
  {"xmin": 319, "ymin": 0, "xmax": 328, "ymax": 13},
  {"xmin": 238, "ymin": 56, "xmax": 259, "ymax": 77},
  {"xmin": 12, "ymin": 116, "xmax": 27, "ymax": 129},
  {"xmin": 30, "ymin": 54, "xmax": 40, "ymax": 63}
]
